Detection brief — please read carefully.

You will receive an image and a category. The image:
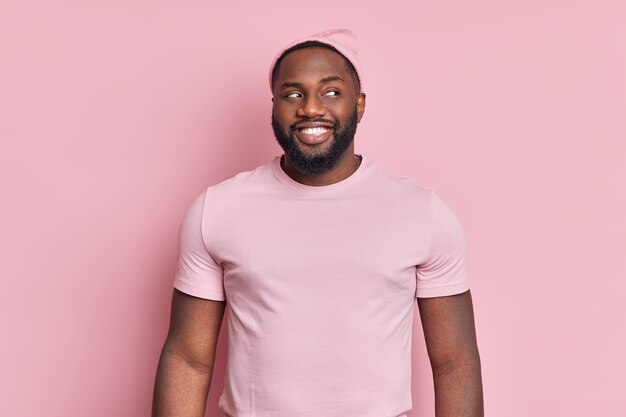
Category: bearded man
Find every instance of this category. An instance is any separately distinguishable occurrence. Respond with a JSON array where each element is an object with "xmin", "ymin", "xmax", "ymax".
[{"xmin": 152, "ymin": 29, "xmax": 484, "ymax": 417}]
